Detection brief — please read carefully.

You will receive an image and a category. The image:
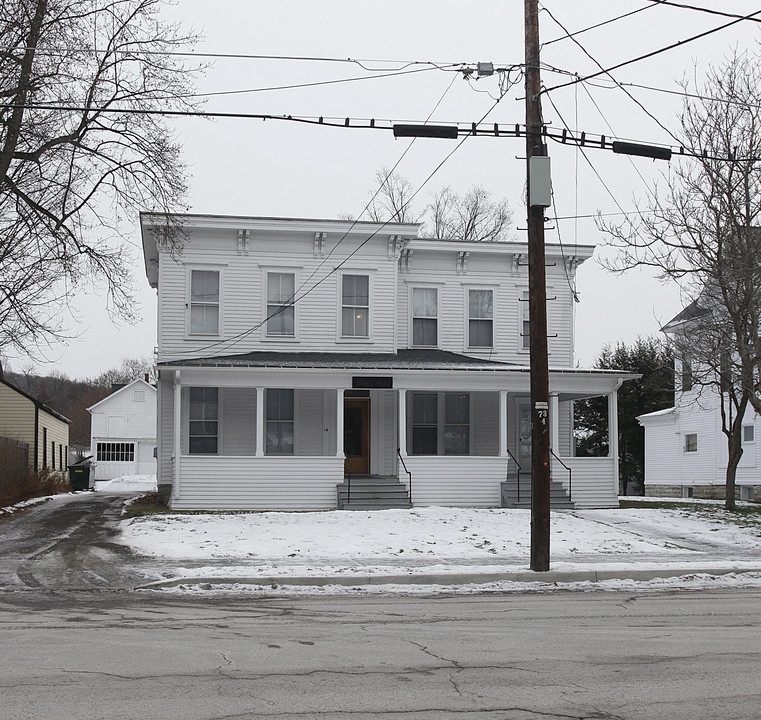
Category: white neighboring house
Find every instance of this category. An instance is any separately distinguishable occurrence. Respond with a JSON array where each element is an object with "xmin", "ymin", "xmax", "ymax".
[
  {"xmin": 638, "ymin": 303, "xmax": 761, "ymax": 500},
  {"xmin": 141, "ymin": 213, "xmax": 634, "ymax": 511},
  {"xmin": 88, "ymin": 378, "xmax": 157, "ymax": 480}
]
